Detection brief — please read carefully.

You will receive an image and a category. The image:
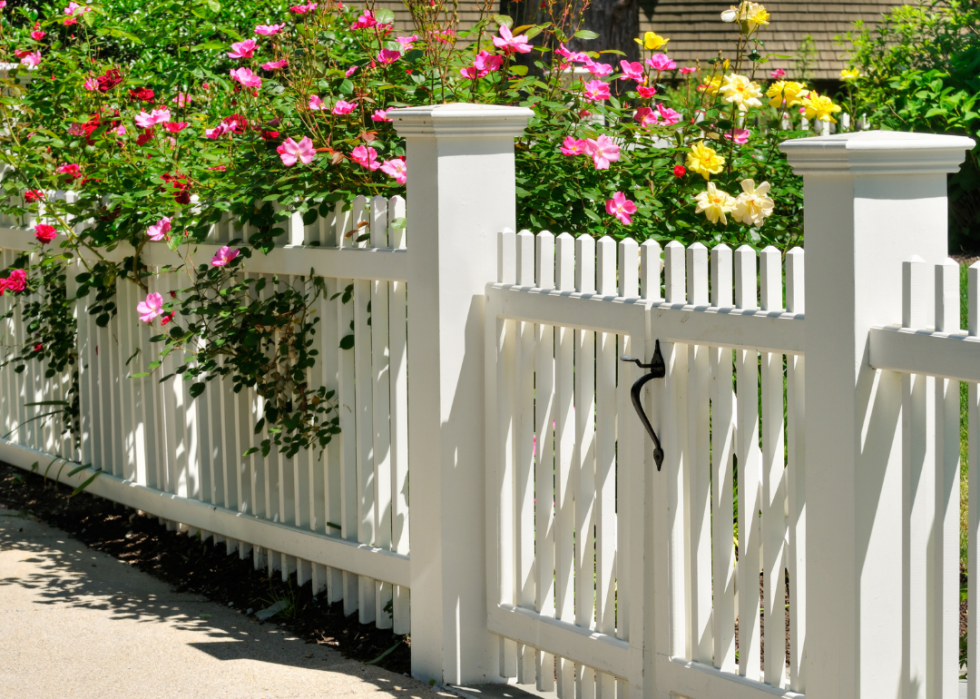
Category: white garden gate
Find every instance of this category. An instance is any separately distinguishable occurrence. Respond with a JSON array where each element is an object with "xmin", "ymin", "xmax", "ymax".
[{"xmin": 2, "ymin": 104, "xmax": 978, "ymax": 699}]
